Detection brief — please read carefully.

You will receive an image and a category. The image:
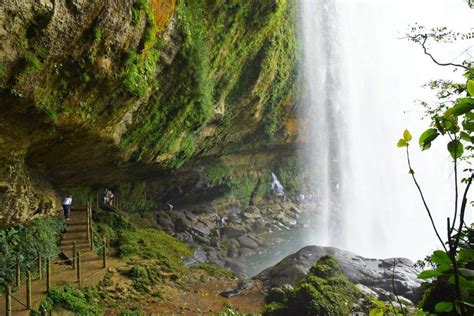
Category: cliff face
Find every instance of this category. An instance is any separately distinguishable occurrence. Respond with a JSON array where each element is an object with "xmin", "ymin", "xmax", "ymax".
[{"xmin": 0, "ymin": 0, "xmax": 299, "ymax": 225}]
